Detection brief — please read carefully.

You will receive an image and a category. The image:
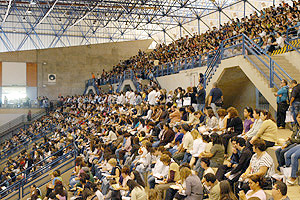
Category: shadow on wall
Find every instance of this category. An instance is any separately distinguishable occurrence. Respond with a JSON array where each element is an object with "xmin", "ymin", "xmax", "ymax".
[{"xmin": 216, "ymin": 67, "xmax": 257, "ymax": 116}]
